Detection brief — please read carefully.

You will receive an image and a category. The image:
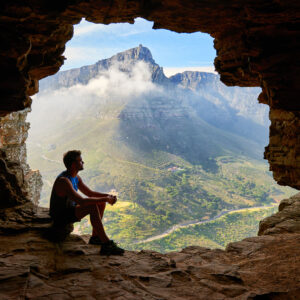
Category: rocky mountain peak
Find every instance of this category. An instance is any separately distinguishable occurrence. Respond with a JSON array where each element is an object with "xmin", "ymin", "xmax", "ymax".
[
  {"xmin": 106, "ymin": 44, "xmax": 155, "ymax": 65},
  {"xmin": 39, "ymin": 45, "xmax": 165, "ymax": 91},
  {"xmin": 94, "ymin": 44, "xmax": 157, "ymax": 71}
]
